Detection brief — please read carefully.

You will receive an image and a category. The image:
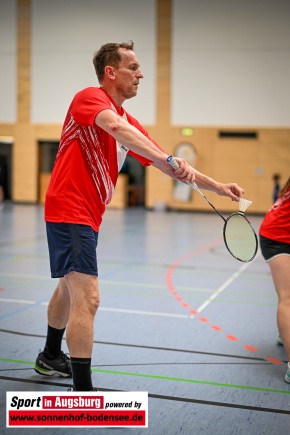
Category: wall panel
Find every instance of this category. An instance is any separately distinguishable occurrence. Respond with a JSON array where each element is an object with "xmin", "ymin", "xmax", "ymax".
[
  {"xmin": 31, "ymin": 0, "xmax": 156, "ymax": 124},
  {"xmin": 172, "ymin": 0, "xmax": 290, "ymax": 126},
  {"xmin": 0, "ymin": 0, "xmax": 17, "ymax": 122}
]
